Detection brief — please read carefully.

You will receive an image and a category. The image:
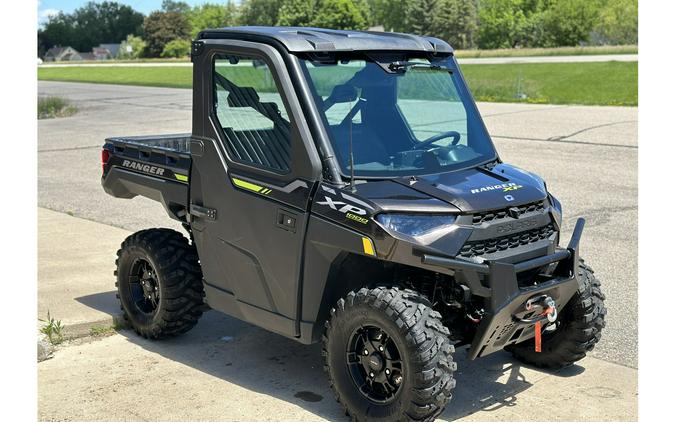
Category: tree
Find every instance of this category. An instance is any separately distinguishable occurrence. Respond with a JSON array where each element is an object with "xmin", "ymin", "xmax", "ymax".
[
  {"xmin": 39, "ymin": 1, "xmax": 143, "ymax": 52},
  {"xmin": 188, "ymin": 2, "xmax": 237, "ymax": 38},
  {"xmin": 593, "ymin": 0, "xmax": 638, "ymax": 45},
  {"xmin": 475, "ymin": 0, "xmax": 540, "ymax": 49},
  {"xmin": 312, "ymin": 0, "xmax": 368, "ymax": 30},
  {"xmin": 161, "ymin": 39, "xmax": 192, "ymax": 57},
  {"xmin": 539, "ymin": 0, "xmax": 601, "ymax": 47},
  {"xmin": 368, "ymin": 0, "xmax": 406, "ymax": 32},
  {"xmin": 39, "ymin": 13, "xmax": 77, "ymax": 54},
  {"xmin": 117, "ymin": 34, "xmax": 147, "ymax": 59},
  {"xmin": 143, "ymin": 11, "xmax": 191, "ymax": 57},
  {"xmin": 278, "ymin": 0, "xmax": 316, "ymax": 27},
  {"xmin": 405, "ymin": 0, "xmax": 438, "ymax": 35},
  {"xmin": 353, "ymin": 0, "xmax": 374, "ymax": 27},
  {"xmin": 238, "ymin": 0, "xmax": 283, "ymax": 26},
  {"xmin": 161, "ymin": 0, "xmax": 190, "ymax": 14},
  {"xmin": 432, "ymin": 0, "xmax": 478, "ymax": 49}
]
